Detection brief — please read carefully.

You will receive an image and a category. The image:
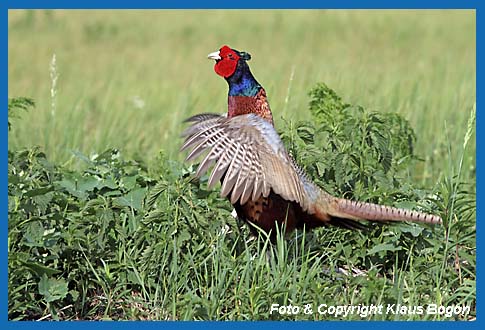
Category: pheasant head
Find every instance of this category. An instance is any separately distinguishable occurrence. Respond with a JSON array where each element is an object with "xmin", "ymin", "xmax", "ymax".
[{"xmin": 208, "ymin": 45, "xmax": 273, "ymax": 124}]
